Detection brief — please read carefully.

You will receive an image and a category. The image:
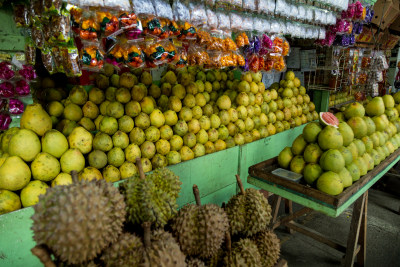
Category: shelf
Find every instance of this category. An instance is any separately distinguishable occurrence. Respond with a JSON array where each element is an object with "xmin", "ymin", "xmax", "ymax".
[{"xmin": 329, "ymin": 99, "xmax": 355, "ymax": 109}]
